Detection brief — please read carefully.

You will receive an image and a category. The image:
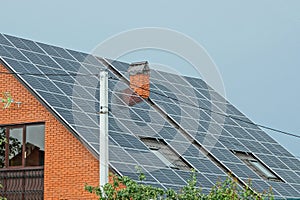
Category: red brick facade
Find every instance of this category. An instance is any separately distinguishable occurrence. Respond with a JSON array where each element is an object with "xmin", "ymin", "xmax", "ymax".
[
  {"xmin": 130, "ymin": 74, "xmax": 150, "ymax": 98},
  {"xmin": 0, "ymin": 64, "xmax": 99, "ymax": 199}
]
